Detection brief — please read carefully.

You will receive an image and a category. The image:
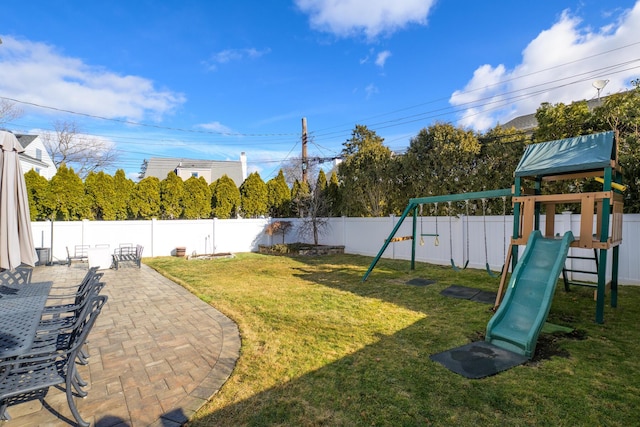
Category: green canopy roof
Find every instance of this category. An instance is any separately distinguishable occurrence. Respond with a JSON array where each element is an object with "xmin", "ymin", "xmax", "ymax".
[{"xmin": 514, "ymin": 131, "xmax": 615, "ymax": 178}]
